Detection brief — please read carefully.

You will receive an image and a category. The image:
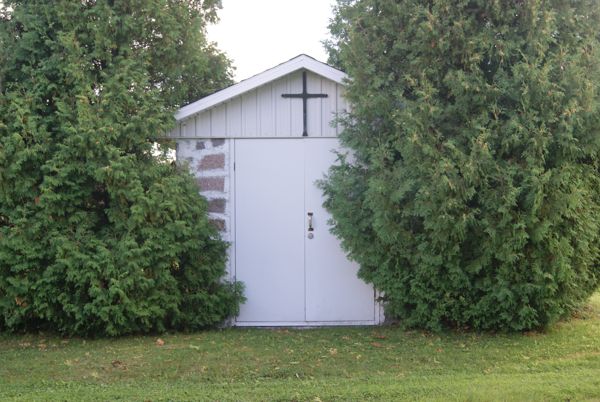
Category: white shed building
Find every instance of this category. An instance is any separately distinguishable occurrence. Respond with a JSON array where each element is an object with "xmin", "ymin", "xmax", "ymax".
[{"xmin": 168, "ymin": 55, "xmax": 382, "ymax": 326}]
